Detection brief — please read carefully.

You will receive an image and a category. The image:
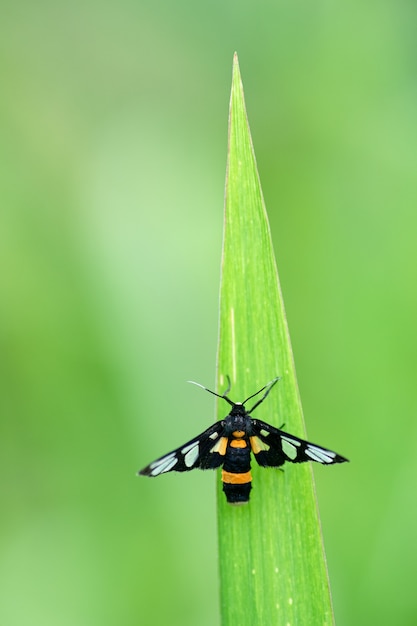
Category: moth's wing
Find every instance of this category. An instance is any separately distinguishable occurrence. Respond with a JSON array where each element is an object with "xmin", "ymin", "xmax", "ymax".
[
  {"xmin": 139, "ymin": 421, "xmax": 228, "ymax": 477},
  {"xmin": 250, "ymin": 419, "xmax": 349, "ymax": 467}
]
